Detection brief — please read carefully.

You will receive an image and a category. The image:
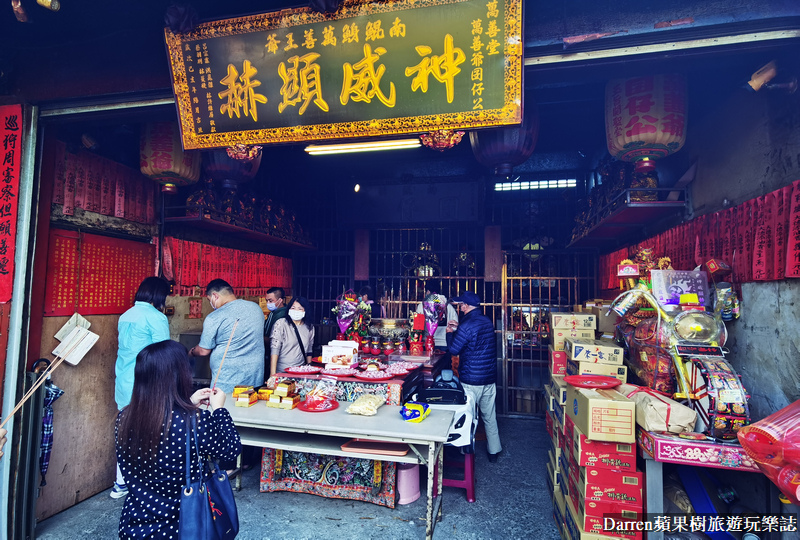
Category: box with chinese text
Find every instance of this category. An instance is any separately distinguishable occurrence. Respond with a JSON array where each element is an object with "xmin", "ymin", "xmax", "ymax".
[
  {"xmin": 566, "ymin": 386, "xmax": 636, "ymax": 444},
  {"xmin": 564, "ymin": 338, "xmax": 624, "ymax": 366},
  {"xmin": 566, "ymin": 360, "xmax": 627, "ymax": 383}
]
